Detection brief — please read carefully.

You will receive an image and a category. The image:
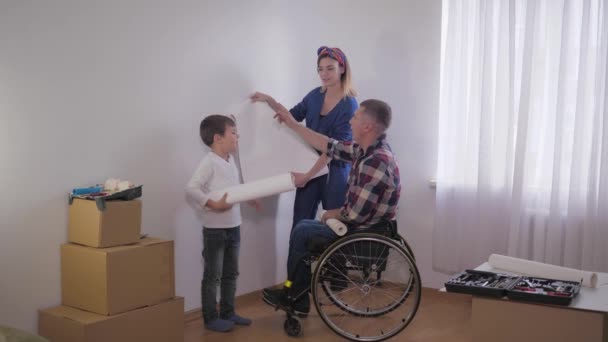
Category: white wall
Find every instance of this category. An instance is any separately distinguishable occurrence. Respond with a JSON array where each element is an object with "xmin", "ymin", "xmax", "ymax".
[{"xmin": 0, "ymin": 0, "xmax": 448, "ymax": 333}]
